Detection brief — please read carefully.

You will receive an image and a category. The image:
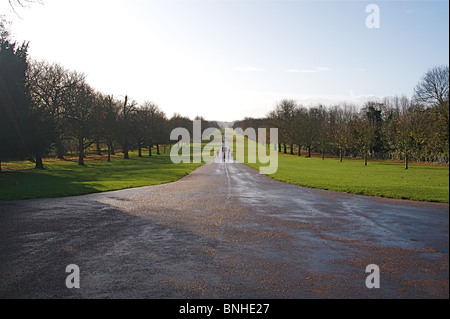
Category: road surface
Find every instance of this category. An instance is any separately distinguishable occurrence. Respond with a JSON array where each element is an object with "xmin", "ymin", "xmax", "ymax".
[{"xmin": 0, "ymin": 162, "xmax": 448, "ymax": 299}]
